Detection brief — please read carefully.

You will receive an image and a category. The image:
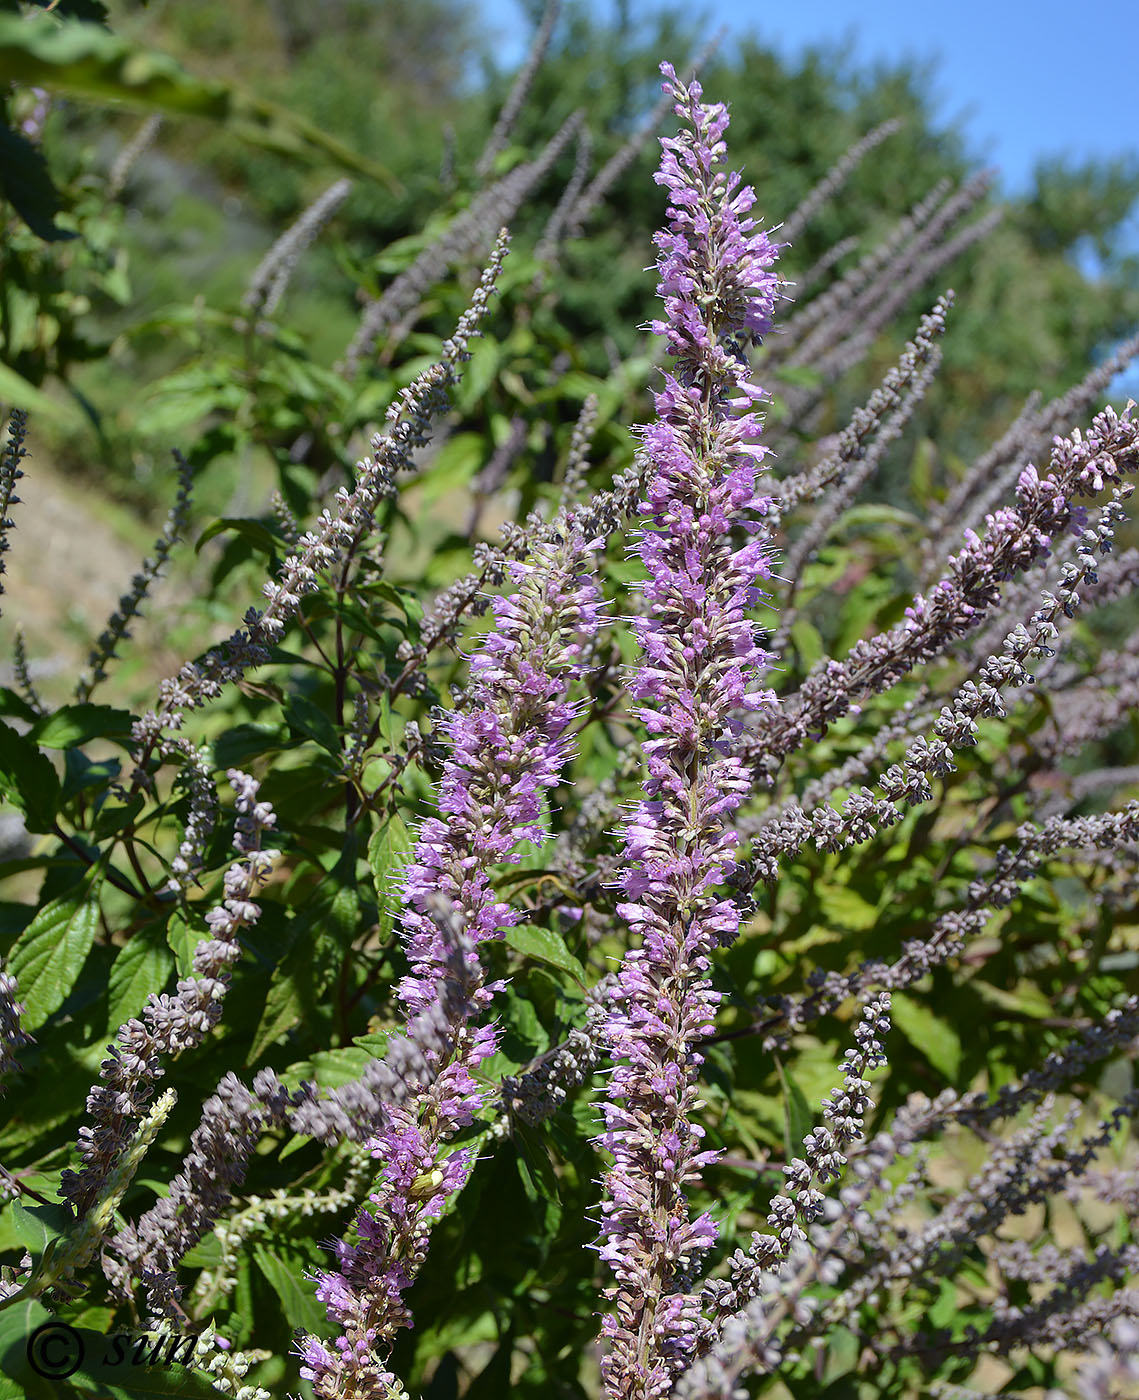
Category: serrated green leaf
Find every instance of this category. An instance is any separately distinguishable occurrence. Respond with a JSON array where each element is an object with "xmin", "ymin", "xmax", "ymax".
[
  {"xmin": 352, "ymin": 1030, "xmax": 390, "ymax": 1059},
  {"xmin": 106, "ymin": 925, "xmax": 173, "ymax": 1033},
  {"xmin": 368, "ymin": 813, "xmax": 412, "ymax": 935},
  {"xmin": 29, "ymin": 704, "xmax": 134, "ymax": 749},
  {"xmin": 0, "ymin": 719, "xmax": 60, "ymax": 834},
  {"xmin": 253, "ymin": 1245, "xmax": 327, "ymax": 1332},
  {"xmin": 9, "ymin": 1199, "xmax": 71, "ymax": 1256},
  {"xmin": 6, "ymin": 876, "xmax": 102, "ymax": 1028},
  {"xmin": 283, "ymin": 694, "xmax": 339, "ymax": 755}
]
